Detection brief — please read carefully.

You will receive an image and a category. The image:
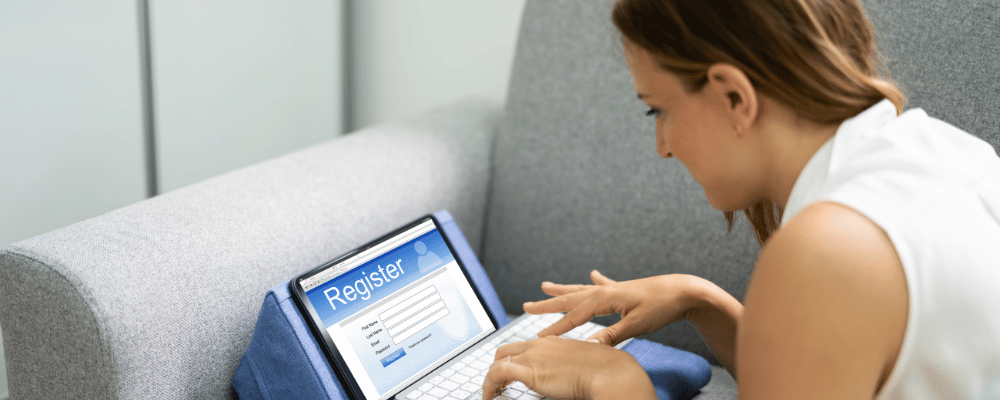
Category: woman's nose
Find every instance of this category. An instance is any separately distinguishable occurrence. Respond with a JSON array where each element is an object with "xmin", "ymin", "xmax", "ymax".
[{"xmin": 656, "ymin": 133, "xmax": 673, "ymax": 158}]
